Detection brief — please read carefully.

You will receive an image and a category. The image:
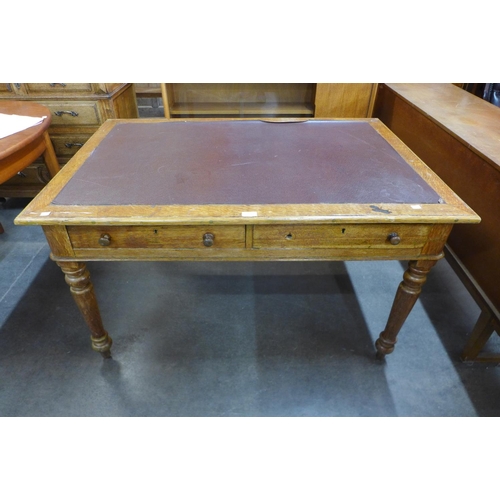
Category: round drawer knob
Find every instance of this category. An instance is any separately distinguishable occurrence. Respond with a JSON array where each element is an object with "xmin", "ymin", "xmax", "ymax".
[
  {"xmin": 388, "ymin": 232, "xmax": 401, "ymax": 245},
  {"xmin": 99, "ymin": 234, "xmax": 111, "ymax": 246},
  {"xmin": 203, "ymin": 233, "xmax": 215, "ymax": 247}
]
